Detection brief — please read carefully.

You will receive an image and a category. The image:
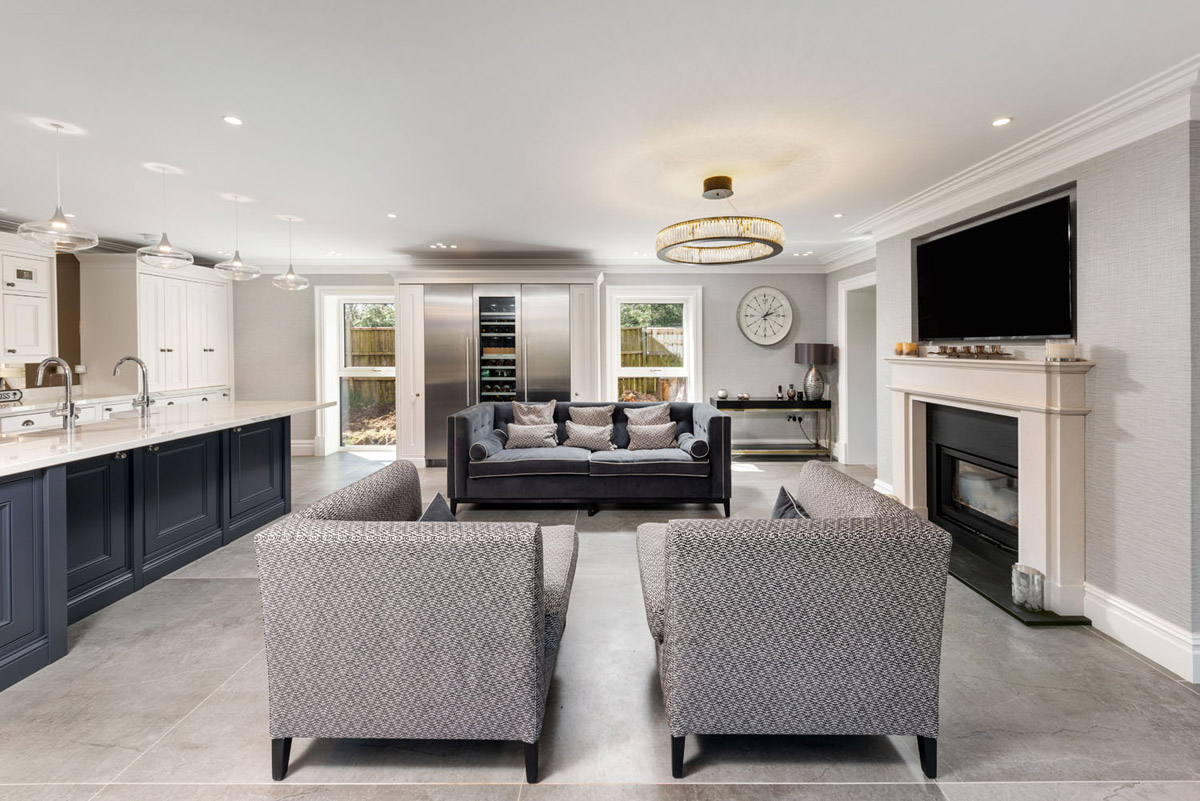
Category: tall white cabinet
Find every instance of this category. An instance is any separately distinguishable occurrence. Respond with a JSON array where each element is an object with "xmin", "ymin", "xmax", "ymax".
[
  {"xmin": 0, "ymin": 234, "xmax": 56, "ymax": 363},
  {"xmin": 78, "ymin": 255, "xmax": 233, "ymax": 397}
]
